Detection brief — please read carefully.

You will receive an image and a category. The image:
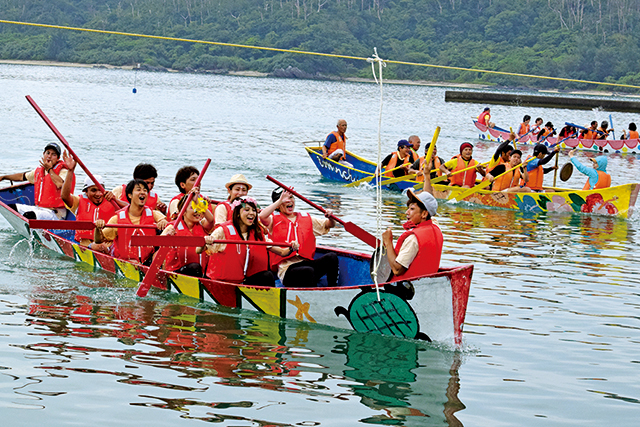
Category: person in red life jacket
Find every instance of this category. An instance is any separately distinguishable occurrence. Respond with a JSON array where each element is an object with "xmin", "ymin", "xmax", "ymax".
[
  {"xmin": 378, "ymin": 139, "xmax": 419, "ymax": 178},
  {"xmin": 569, "ymin": 150, "xmax": 611, "ymax": 190},
  {"xmin": 0, "ymin": 142, "xmax": 75, "ymax": 220},
  {"xmin": 168, "ymin": 166, "xmax": 215, "ymax": 228},
  {"xmin": 59, "ymin": 152, "xmax": 116, "ymax": 252},
  {"xmin": 214, "ymin": 174, "xmax": 252, "ymax": 227},
  {"xmin": 518, "ymin": 115, "xmax": 531, "ymax": 138},
  {"xmin": 161, "ymin": 194, "xmax": 212, "ymax": 277},
  {"xmin": 596, "ymin": 120, "xmax": 613, "ymax": 140},
  {"xmin": 322, "ymin": 119, "xmax": 352, "ymax": 166},
  {"xmin": 487, "ymin": 149, "xmax": 532, "ymax": 192},
  {"xmin": 558, "ymin": 124, "xmax": 577, "ymax": 139},
  {"xmin": 477, "ymin": 107, "xmax": 494, "ymax": 128},
  {"xmin": 531, "ymin": 117, "xmax": 544, "ymax": 138},
  {"xmin": 524, "ymin": 144, "xmax": 560, "ymax": 192},
  {"xmin": 381, "ymin": 178, "xmax": 443, "ymax": 278},
  {"xmin": 621, "ymin": 122, "xmax": 639, "ymax": 140},
  {"xmin": 408, "ymin": 135, "xmax": 421, "ymax": 159},
  {"xmin": 439, "ymin": 142, "xmax": 487, "ymax": 188},
  {"xmin": 259, "ymin": 188, "xmax": 338, "ymax": 288},
  {"xmin": 111, "ymin": 163, "xmax": 166, "ymax": 214},
  {"xmin": 410, "ymin": 142, "xmax": 445, "ymax": 183},
  {"xmin": 205, "ymin": 198, "xmax": 296, "ymax": 286},
  {"xmin": 94, "ymin": 179, "xmax": 168, "ymax": 265},
  {"xmin": 537, "ymin": 122, "xmax": 556, "ymax": 142}
]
